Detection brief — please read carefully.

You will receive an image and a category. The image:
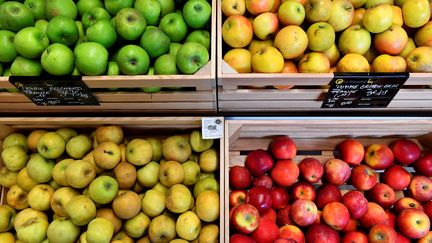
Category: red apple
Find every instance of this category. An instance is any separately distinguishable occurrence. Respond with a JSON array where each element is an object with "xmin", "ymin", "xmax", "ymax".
[
  {"xmin": 342, "ymin": 218, "xmax": 358, "ymax": 232},
  {"xmin": 305, "ymin": 224, "xmax": 340, "ymax": 243},
  {"xmin": 385, "ymin": 210, "xmax": 396, "ymax": 228},
  {"xmin": 290, "ymin": 181, "xmax": 316, "ymax": 201},
  {"xmin": 324, "ymin": 159, "xmax": 351, "ymax": 186},
  {"xmin": 261, "ymin": 207, "xmax": 277, "ymax": 222},
  {"xmin": 414, "ymin": 154, "xmax": 432, "ymax": 177},
  {"xmin": 322, "ymin": 201, "xmax": 350, "ymax": 230},
  {"xmin": 337, "ymin": 139, "xmax": 365, "ymax": 166},
  {"xmin": 290, "ymin": 199, "xmax": 318, "ymax": 227},
  {"xmin": 423, "ymin": 201, "xmax": 432, "ymax": 220},
  {"xmin": 315, "ymin": 210, "xmax": 322, "ymax": 224},
  {"xmin": 358, "ymin": 202, "xmax": 389, "ymax": 229},
  {"xmin": 381, "ymin": 165, "xmax": 411, "ymax": 191},
  {"xmin": 269, "ymin": 136, "xmax": 297, "ymax": 159},
  {"xmin": 342, "ymin": 231, "xmax": 368, "ymax": 243},
  {"xmin": 341, "ymin": 190, "xmax": 368, "ymax": 219},
  {"xmin": 247, "ymin": 186, "xmax": 273, "ymax": 214},
  {"xmin": 252, "ymin": 174, "xmax": 273, "ymax": 189},
  {"xmin": 418, "ymin": 231, "xmax": 432, "ymax": 243},
  {"xmin": 231, "ymin": 203, "xmax": 261, "ymax": 234},
  {"xmin": 271, "ymin": 159, "xmax": 299, "ymax": 187},
  {"xmin": 279, "ymin": 225, "xmax": 305, "ymax": 243},
  {"xmin": 231, "ymin": 234, "xmax": 257, "ymax": 243},
  {"xmin": 315, "ymin": 184, "xmax": 342, "ymax": 209},
  {"xmin": 277, "ymin": 205, "xmax": 293, "ymax": 227},
  {"xmin": 350, "ymin": 164, "xmax": 378, "ymax": 191},
  {"xmin": 368, "ymin": 224, "xmax": 398, "ymax": 243},
  {"xmin": 230, "ymin": 166, "xmax": 252, "ymax": 189},
  {"xmin": 274, "ymin": 239, "xmax": 295, "ymax": 243},
  {"xmin": 298, "ymin": 157, "xmax": 324, "ymax": 183},
  {"xmin": 393, "ymin": 197, "xmax": 424, "ymax": 214},
  {"xmin": 397, "ymin": 208, "xmax": 431, "ymax": 239},
  {"xmin": 396, "ymin": 232, "xmax": 411, "ymax": 243},
  {"xmin": 245, "ymin": 149, "xmax": 274, "ymax": 177},
  {"xmin": 251, "ymin": 218, "xmax": 279, "ymax": 243},
  {"xmin": 367, "ymin": 183, "xmax": 396, "ymax": 209},
  {"xmin": 409, "ymin": 175, "xmax": 432, "ymax": 203},
  {"xmin": 230, "ymin": 190, "xmax": 248, "ymax": 208},
  {"xmin": 391, "ymin": 138, "xmax": 421, "ymax": 165},
  {"xmin": 364, "ymin": 144, "xmax": 394, "ymax": 170},
  {"xmin": 271, "ymin": 187, "xmax": 289, "ymax": 209}
]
